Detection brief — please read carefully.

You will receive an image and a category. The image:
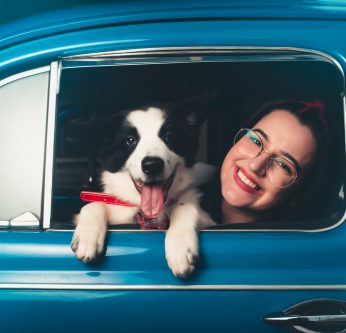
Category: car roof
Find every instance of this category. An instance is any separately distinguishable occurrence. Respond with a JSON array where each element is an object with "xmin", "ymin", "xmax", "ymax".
[{"xmin": 2, "ymin": 0, "xmax": 346, "ymax": 49}]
